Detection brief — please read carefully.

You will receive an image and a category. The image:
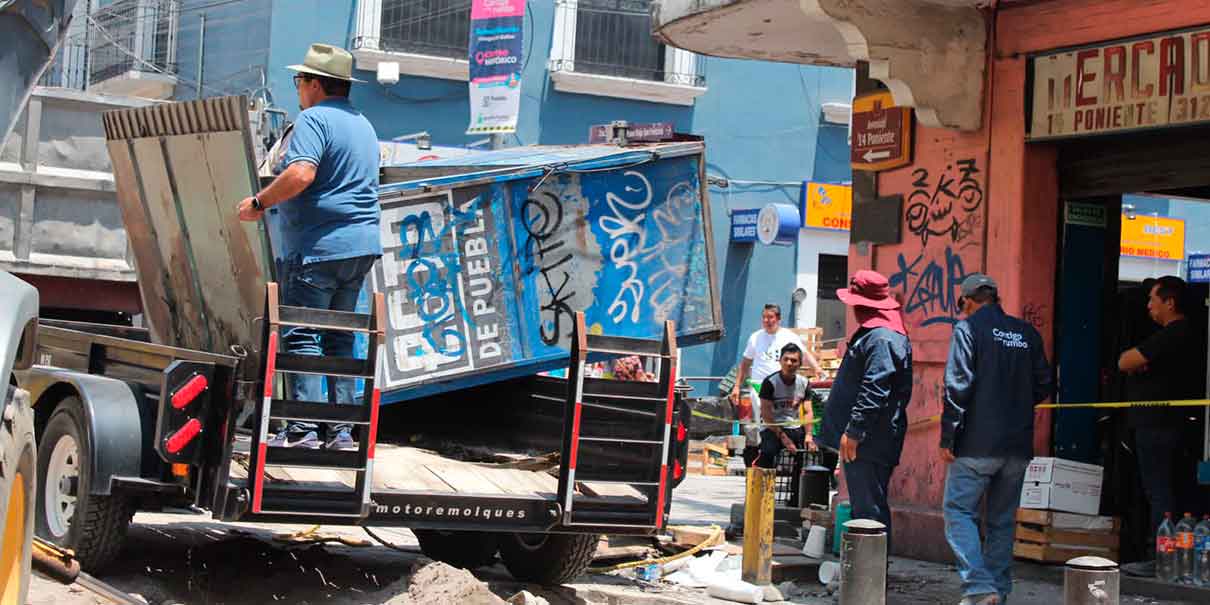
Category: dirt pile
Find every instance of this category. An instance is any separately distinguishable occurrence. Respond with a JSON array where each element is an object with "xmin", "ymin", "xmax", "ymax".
[{"xmin": 396, "ymin": 562, "xmax": 506, "ymax": 605}]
